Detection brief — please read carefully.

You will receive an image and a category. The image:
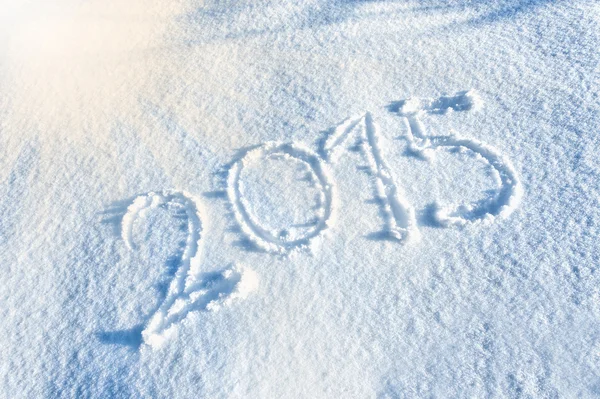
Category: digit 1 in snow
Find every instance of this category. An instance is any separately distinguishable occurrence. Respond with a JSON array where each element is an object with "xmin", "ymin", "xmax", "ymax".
[{"xmin": 321, "ymin": 113, "xmax": 419, "ymax": 243}]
